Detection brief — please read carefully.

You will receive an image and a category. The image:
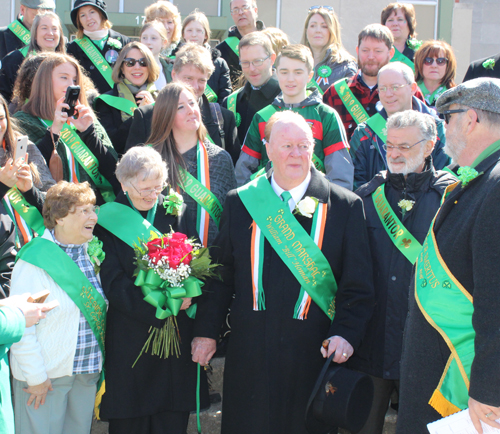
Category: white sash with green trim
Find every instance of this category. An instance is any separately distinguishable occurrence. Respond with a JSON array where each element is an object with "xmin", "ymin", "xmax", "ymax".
[{"xmin": 74, "ymin": 36, "xmax": 114, "ymax": 89}]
